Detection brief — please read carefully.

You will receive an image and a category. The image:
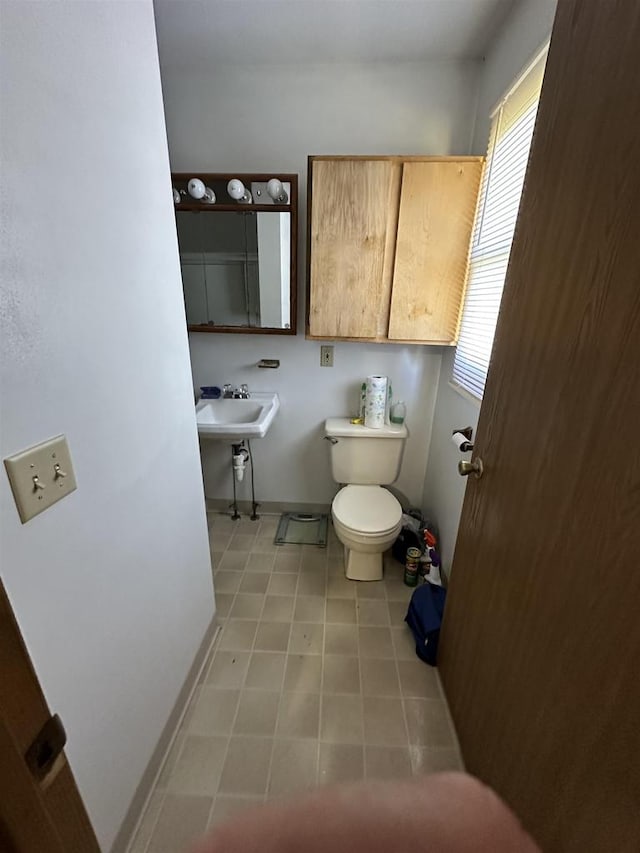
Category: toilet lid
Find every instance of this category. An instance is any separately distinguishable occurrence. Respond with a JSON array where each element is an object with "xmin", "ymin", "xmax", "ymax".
[{"xmin": 333, "ymin": 485, "xmax": 402, "ymax": 535}]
